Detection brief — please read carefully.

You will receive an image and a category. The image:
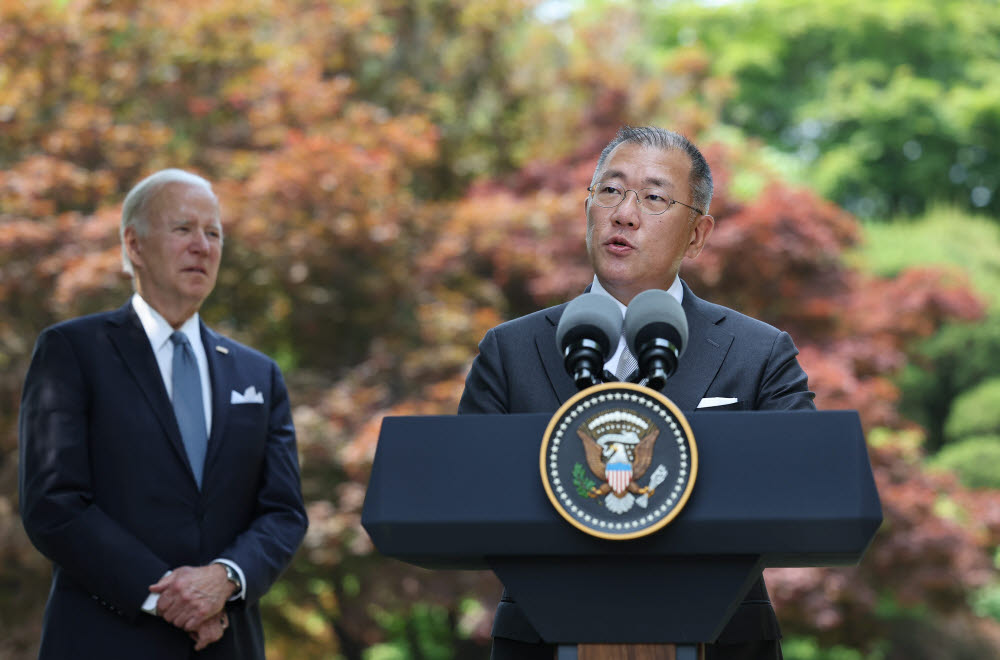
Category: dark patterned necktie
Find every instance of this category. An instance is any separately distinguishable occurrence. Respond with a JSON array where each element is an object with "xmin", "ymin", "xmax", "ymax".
[{"xmin": 615, "ymin": 344, "xmax": 639, "ymax": 382}]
